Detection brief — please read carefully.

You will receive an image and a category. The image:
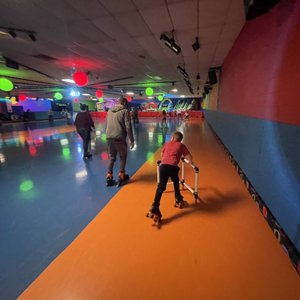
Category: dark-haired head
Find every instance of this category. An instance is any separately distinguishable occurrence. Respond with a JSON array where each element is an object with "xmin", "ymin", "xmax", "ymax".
[
  {"xmin": 80, "ymin": 103, "xmax": 87, "ymax": 111},
  {"xmin": 118, "ymin": 96, "xmax": 128, "ymax": 106},
  {"xmin": 172, "ymin": 131, "xmax": 183, "ymax": 142}
]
